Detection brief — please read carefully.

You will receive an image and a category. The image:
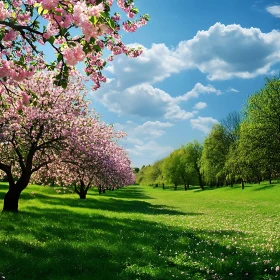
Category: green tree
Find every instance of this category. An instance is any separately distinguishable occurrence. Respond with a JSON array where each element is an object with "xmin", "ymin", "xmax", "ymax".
[
  {"xmin": 162, "ymin": 151, "xmax": 182, "ymax": 190},
  {"xmin": 200, "ymin": 124, "xmax": 231, "ymax": 187},
  {"xmin": 184, "ymin": 141, "xmax": 204, "ymax": 190},
  {"xmin": 239, "ymin": 76, "xmax": 280, "ymax": 183}
]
